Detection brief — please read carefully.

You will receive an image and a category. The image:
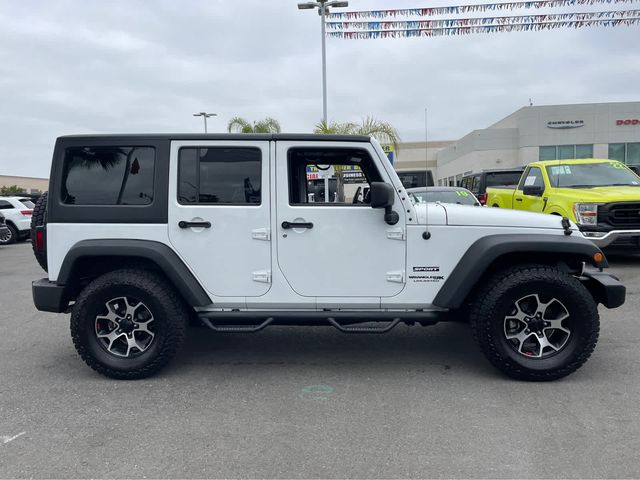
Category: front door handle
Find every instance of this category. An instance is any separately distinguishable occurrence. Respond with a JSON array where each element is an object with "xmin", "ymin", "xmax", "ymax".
[
  {"xmin": 515, "ymin": 198, "xmax": 523, "ymax": 202},
  {"xmin": 281, "ymin": 221, "xmax": 313, "ymax": 229},
  {"xmin": 178, "ymin": 221, "xmax": 212, "ymax": 229}
]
